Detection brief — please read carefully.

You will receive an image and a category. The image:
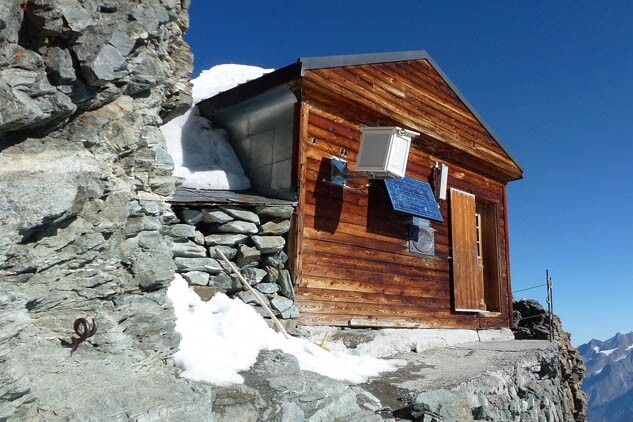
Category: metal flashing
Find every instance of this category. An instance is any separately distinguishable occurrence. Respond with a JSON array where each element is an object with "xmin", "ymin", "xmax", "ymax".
[
  {"xmin": 168, "ymin": 187, "xmax": 297, "ymax": 207},
  {"xmin": 197, "ymin": 62, "xmax": 301, "ymax": 118},
  {"xmin": 298, "ymin": 50, "xmax": 431, "ymax": 74}
]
